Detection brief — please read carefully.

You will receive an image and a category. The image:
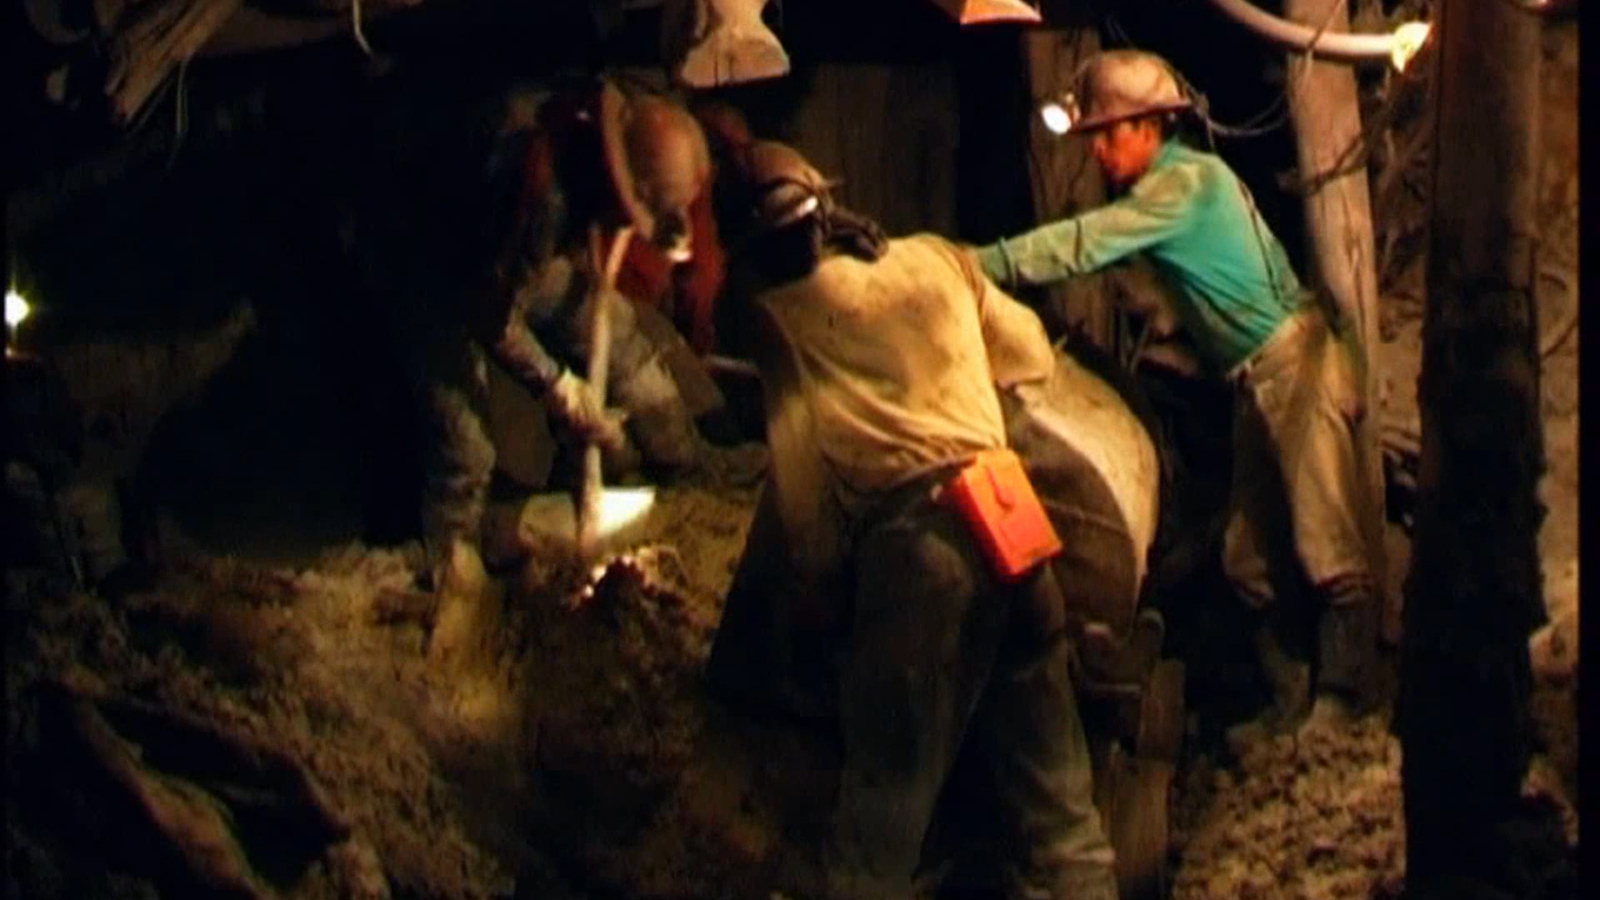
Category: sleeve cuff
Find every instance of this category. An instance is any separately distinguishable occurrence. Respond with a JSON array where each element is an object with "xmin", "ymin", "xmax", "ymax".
[{"xmin": 976, "ymin": 242, "xmax": 1012, "ymax": 285}]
